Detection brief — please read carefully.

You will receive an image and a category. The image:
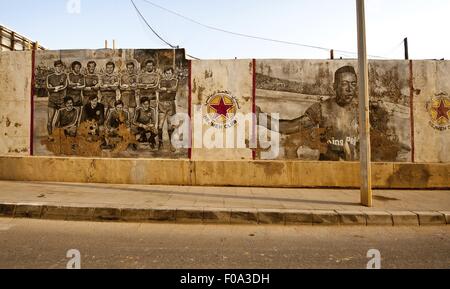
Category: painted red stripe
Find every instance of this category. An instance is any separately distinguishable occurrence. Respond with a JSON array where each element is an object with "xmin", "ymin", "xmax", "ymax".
[
  {"xmin": 252, "ymin": 59, "xmax": 257, "ymax": 160},
  {"xmin": 409, "ymin": 60, "xmax": 415, "ymax": 163},
  {"xmin": 30, "ymin": 49, "xmax": 36, "ymax": 156},
  {"xmin": 188, "ymin": 59, "xmax": 192, "ymax": 160}
]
